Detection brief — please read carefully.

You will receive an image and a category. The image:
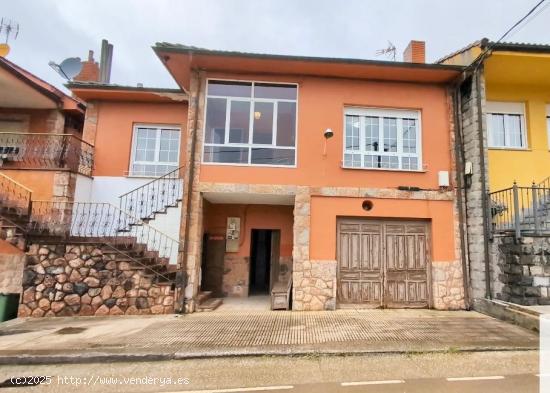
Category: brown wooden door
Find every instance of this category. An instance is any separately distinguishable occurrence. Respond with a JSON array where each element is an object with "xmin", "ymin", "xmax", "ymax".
[
  {"xmin": 337, "ymin": 219, "xmax": 430, "ymax": 308},
  {"xmin": 201, "ymin": 234, "xmax": 226, "ymax": 297}
]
